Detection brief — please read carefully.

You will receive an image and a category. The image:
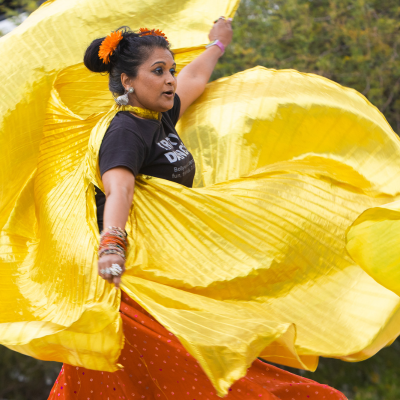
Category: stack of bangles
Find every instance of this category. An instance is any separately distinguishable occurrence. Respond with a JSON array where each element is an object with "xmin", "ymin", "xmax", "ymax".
[{"xmin": 98, "ymin": 226, "xmax": 128, "ymax": 276}]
